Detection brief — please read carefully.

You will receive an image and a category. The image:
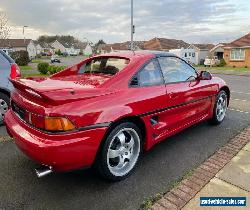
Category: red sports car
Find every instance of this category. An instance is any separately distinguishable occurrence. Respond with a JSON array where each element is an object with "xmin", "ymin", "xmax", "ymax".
[{"xmin": 4, "ymin": 51, "xmax": 230, "ymax": 181}]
